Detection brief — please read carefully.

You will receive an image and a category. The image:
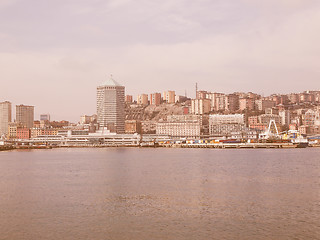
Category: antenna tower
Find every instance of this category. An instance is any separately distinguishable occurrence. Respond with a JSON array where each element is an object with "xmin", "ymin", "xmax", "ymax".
[{"xmin": 195, "ymin": 83, "xmax": 198, "ymax": 99}]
